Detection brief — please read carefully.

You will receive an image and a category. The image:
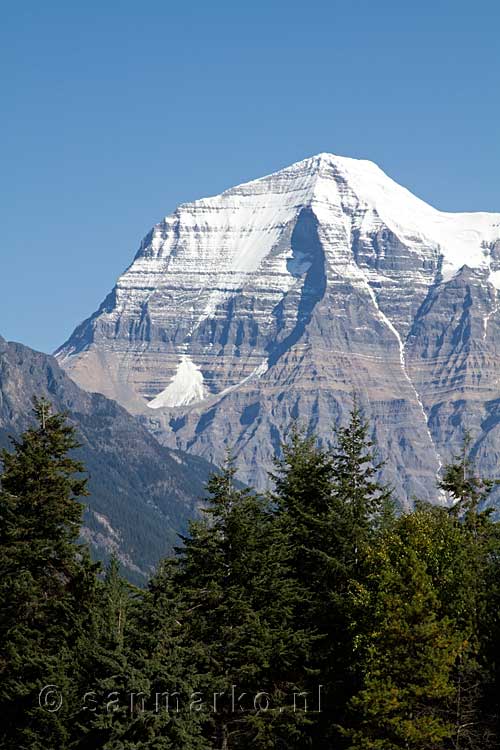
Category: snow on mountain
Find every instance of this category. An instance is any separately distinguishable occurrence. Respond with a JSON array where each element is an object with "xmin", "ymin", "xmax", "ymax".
[
  {"xmin": 148, "ymin": 353, "xmax": 206, "ymax": 409},
  {"xmin": 56, "ymin": 153, "xmax": 500, "ymax": 507},
  {"xmin": 160, "ymin": 152, "xmax": 499, "ymax": 286}
]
